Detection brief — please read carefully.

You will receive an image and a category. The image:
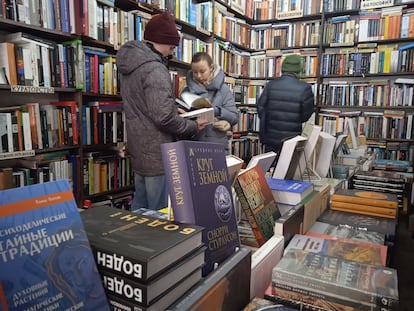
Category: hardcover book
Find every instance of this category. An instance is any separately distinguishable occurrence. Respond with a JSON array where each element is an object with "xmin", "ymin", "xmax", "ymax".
[
  {"xmin": 250, "ymin": 234, "xmax": 285, "ymax": 299},
  {"xmin": 106, "ymin": 267, "xmax": 203, "ymax": 311},
  {"xmin": 100, "ymin": 247, "xmax": 205, "ymax": 307},
  {"xmin": 266, "ymin": 177, "xmax": 314, "ymax": 205},
  {"xmin": 168, "ymin": 247, "xmax": 252, "ymax": 311},
  {"xmin": 272, "ymin": 249, "xmax": 399, "ymax": 310},
  {"xmin": 286, "ymin": 234, "xmax": 388, "ymax": 266},
  {"xmin": 245, "ymin": 151, "xmax": 277, "ymax": 174},
  {"xmin": 331, "ymin": 188, "xmax": 399, "ymax": 209},
  {"xmin": 234, "ymin": 165, "xmax": 281, "ymax": 246},
  {"xmin": 307, "ymin": 221, "xmax": 386, "ymax": 245},
  {"xmin": 274, "ymin": 203, "xmax": 304, "ymax": 246},
  {"xmin": 80, "ymin": 206, "xmax": 204, "ymax": 282},
  {"xmin": 318, "ymin": 208, "xmax": 397, "ymax": 237},
  {"xmin": 161, "ymin": 140, "xmax": 240, "ymax": 276},
  {"xmin": 0, "ymin": 180, "xmax": 110, "ymax": 311}
]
